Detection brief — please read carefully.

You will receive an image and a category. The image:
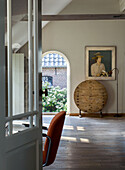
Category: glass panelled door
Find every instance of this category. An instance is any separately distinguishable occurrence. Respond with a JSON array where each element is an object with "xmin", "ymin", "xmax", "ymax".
[{"xmin": 0, "ymin": 0, "xmax": 42, "ymax": 170}]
